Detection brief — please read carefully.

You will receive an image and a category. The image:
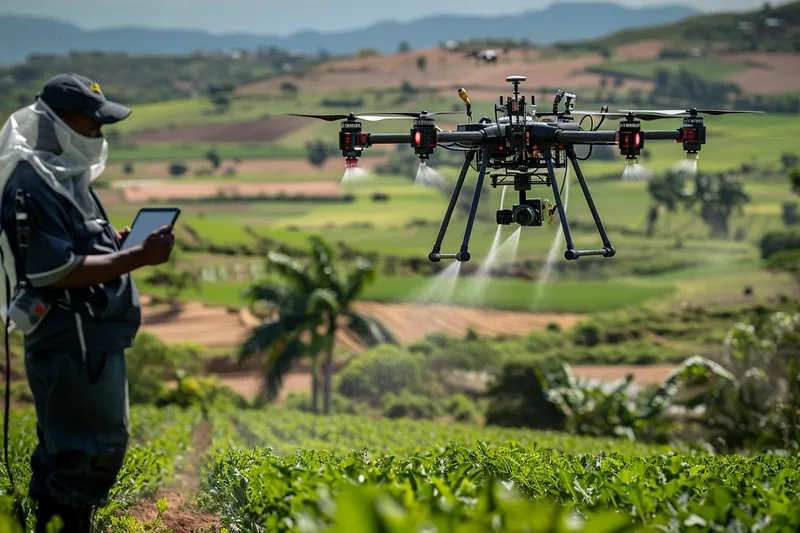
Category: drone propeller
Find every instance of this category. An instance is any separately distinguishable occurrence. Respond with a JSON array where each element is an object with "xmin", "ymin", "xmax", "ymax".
[
  {"xmin": 287, "ymin": 113, "xmax": 411, "ymax": 122},
  {"xmin": 617, "ymin": 108, "xmax": 765, "ymax": 118},
  {"xmin": 369, "ymin": 111, "xmax": 460, "ymax": 118}
]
